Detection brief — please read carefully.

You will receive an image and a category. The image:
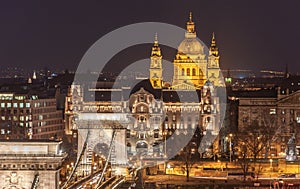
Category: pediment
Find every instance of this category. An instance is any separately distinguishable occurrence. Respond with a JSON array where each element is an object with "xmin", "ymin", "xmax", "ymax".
[
  {"xmin": 171, "ymin": 83, "xmax": 199, "ymax": 90},
  {"xmin": 278, "ymin": 91, "xmax": 300, "ymax": 105}
]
